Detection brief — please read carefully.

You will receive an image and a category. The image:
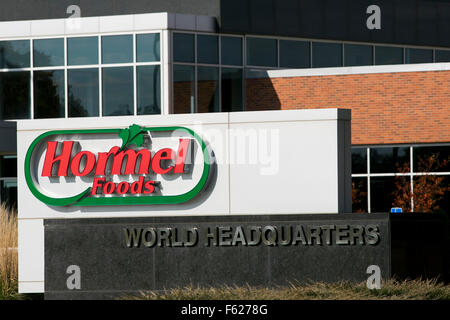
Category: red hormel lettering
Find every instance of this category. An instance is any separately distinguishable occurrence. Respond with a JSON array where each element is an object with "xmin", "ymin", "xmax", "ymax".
[{"xmin": 41, "ymin": 138, "xmax": 191, "ymax": 196}]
